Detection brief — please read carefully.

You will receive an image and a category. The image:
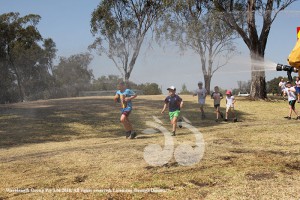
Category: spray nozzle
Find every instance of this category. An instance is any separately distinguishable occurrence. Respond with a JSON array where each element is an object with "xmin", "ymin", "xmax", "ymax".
[
  {"xmin": 276, "ymin": 64, "xmax": 298, "ymax": 73},
  {"xmin": 276, "ymin": 63, "xmax": 298, "ymax": 82}
]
